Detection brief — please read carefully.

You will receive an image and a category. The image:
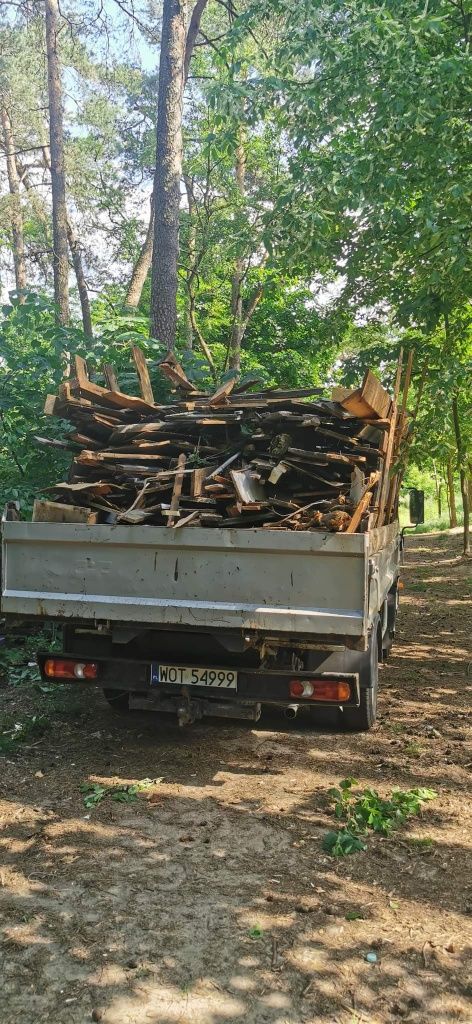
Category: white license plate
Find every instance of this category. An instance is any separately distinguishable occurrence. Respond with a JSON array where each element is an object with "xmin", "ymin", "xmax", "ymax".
[{"xmin": 153, "ymin": 664, "xmax": 238, "ymax": 689}]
